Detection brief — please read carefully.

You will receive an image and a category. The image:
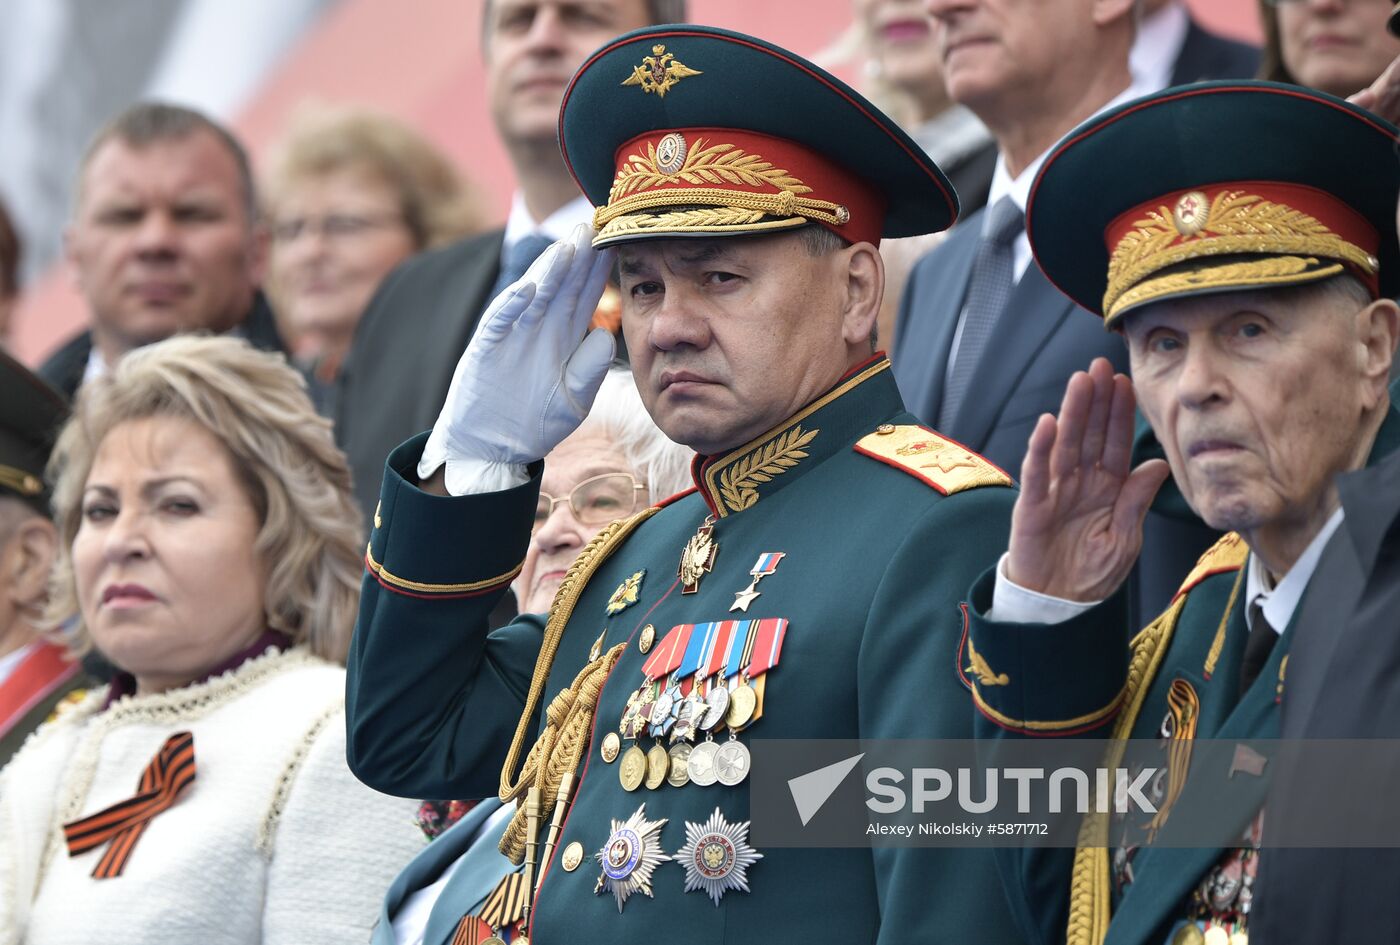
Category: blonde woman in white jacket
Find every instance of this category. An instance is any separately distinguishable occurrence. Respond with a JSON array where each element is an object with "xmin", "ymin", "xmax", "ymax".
[{"xmin": 0, "ymin": 336, "xmax": 423, "ymax": 944}]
